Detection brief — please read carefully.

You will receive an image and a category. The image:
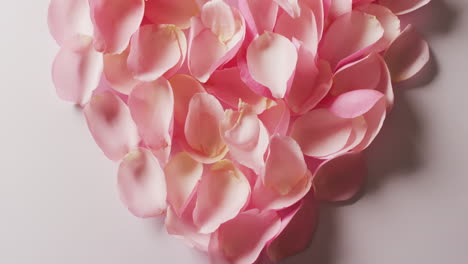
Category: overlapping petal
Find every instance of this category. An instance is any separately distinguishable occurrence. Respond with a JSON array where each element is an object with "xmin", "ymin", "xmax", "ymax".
[
  {"xmin": 117, "ymin": 148, "xmax": 167, "ymax": 217},
  {"xmin": 103, "ymin": 46, "xmax": 140, "ymax": 95},
  {"xmin": 379, "ymin": 0, "xmax": 430, "ymax": 15},
  {"xmin": 144, "ymin": 0, "xmax": 200, "ymax": 29}
]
